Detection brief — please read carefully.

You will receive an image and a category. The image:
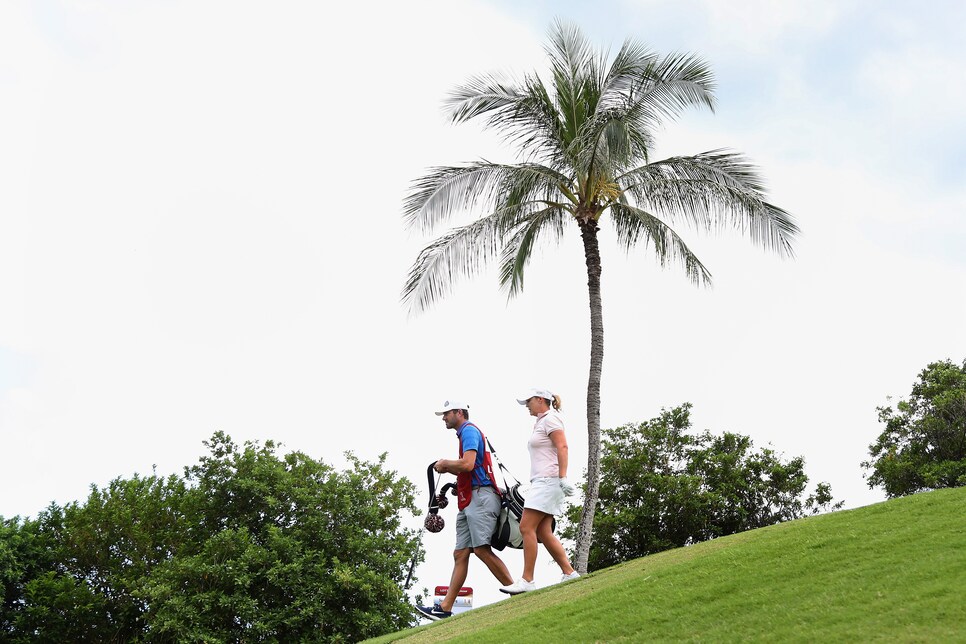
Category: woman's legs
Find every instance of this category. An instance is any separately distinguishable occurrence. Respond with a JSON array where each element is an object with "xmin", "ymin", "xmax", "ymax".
[
  {"xmin": 535, "ymin": 514, "xmax": 575, "ymax": 575},
  {"xmin": 518, "ymin": 508, "xmax": 544, "ymax": 581},
  {"xmin": 519, "ymin": 508, "xmax": 576, "ymax": 579}
]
